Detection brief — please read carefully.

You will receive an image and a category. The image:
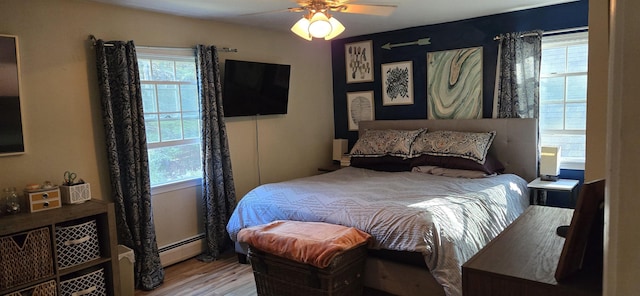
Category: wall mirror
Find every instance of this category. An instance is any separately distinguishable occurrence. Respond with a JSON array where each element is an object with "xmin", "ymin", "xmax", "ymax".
[{"xmin": 0, "ymin": 34, "xmax": 25, "ymax": 156}]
